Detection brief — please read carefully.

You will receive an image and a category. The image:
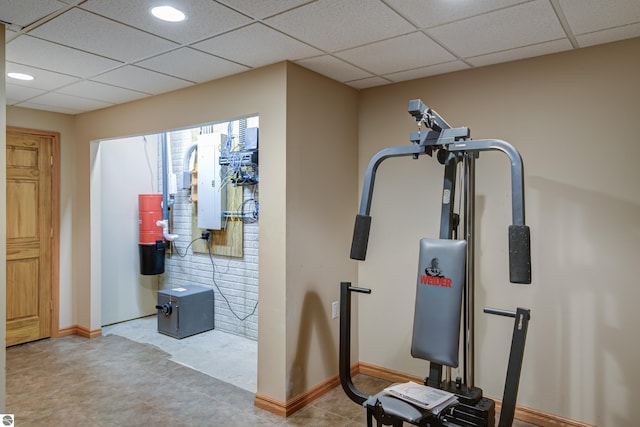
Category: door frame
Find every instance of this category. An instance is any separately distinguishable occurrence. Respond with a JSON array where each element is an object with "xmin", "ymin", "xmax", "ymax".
[{"xmin": 7, "ymin": 126, "xmax": 60, "ymax": 339}]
